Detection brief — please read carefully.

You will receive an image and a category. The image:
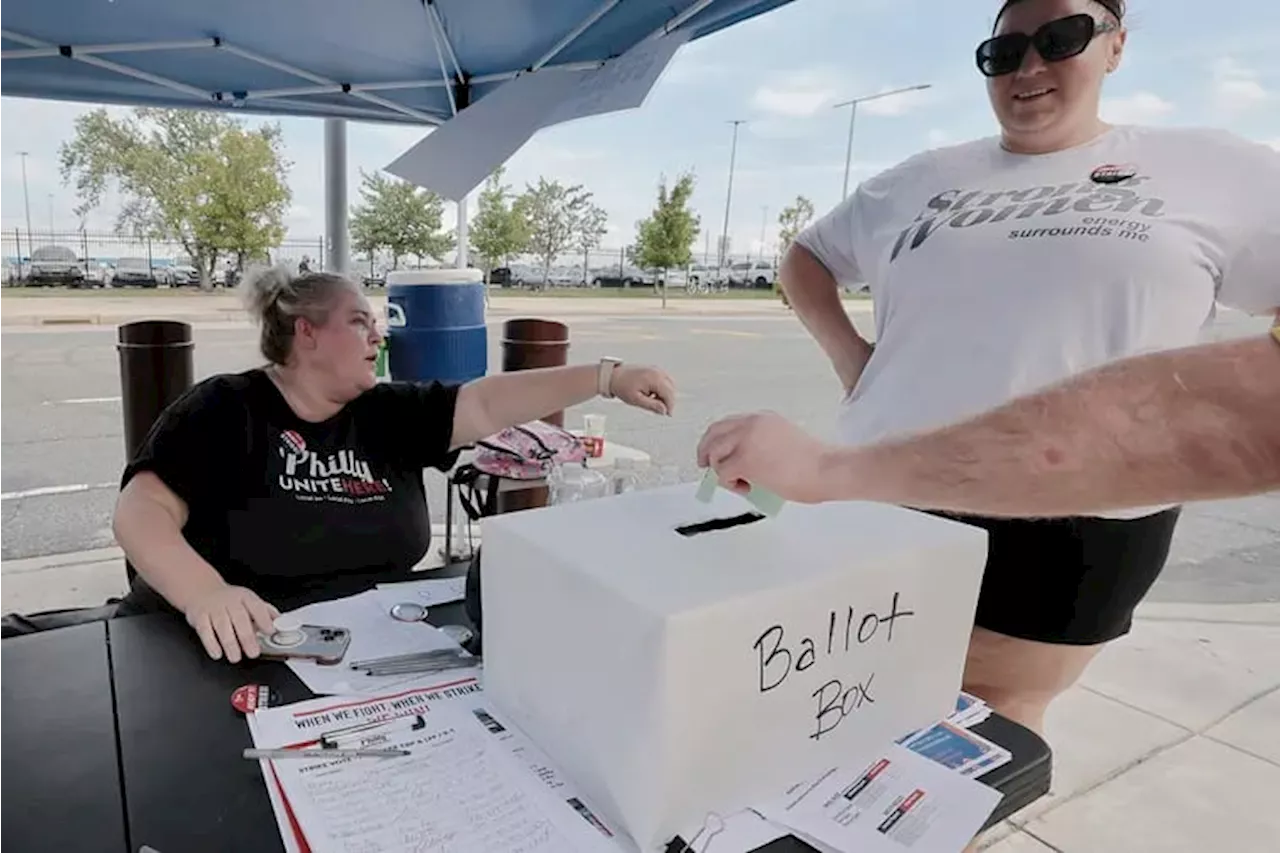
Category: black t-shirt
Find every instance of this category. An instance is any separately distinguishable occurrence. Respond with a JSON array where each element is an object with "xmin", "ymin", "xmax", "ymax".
[{"xmin": 120, "ymin": 368, "xmax": 460, "ymax": 612}]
